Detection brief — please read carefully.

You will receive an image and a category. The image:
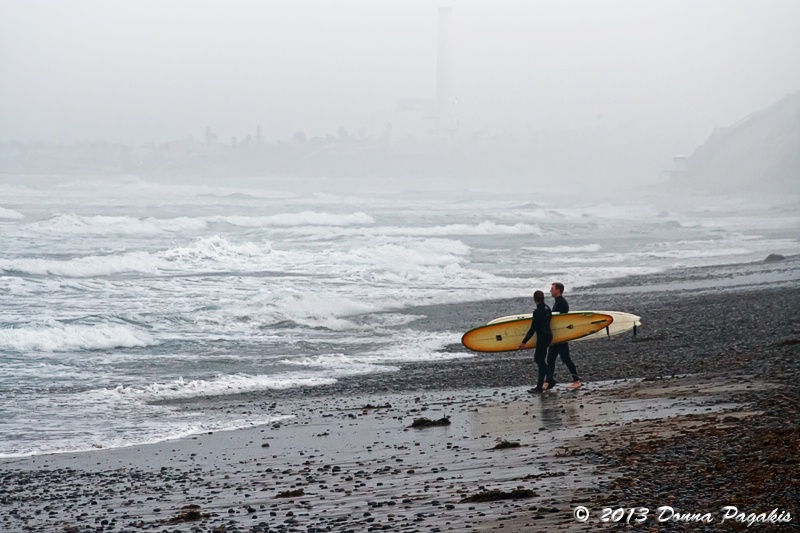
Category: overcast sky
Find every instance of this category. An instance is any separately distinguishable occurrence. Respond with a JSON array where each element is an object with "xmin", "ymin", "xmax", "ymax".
[{"xmin": 2, "ymin": 0, "xmax": 799, "ymax": 151}]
